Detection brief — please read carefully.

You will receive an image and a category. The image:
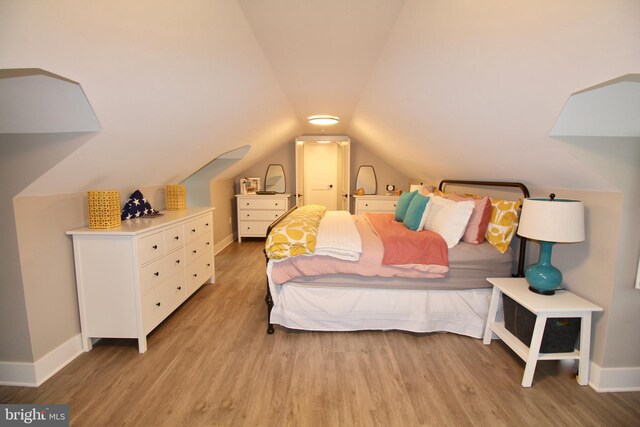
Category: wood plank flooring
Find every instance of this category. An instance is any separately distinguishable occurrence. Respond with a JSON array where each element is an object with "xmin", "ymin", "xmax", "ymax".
[{"xmin": 2, "ymin": 240, "xmax": 640, "ymax": 426}]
